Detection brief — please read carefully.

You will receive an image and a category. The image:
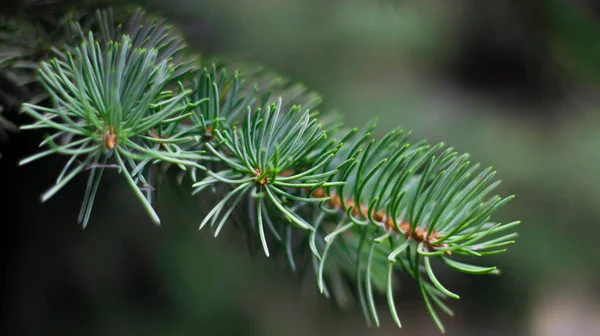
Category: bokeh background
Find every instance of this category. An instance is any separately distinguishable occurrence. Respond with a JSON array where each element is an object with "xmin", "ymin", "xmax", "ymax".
[{"xmin": 2, "ymin": 0, "xmax": 600, "ymax": 335}]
